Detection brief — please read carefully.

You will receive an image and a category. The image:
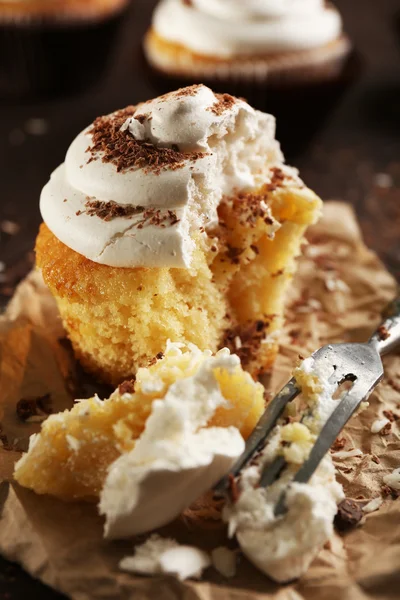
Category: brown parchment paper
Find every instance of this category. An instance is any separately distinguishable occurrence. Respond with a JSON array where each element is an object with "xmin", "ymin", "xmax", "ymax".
[{"xmin": 0, "ymin": 201, "xmax": 399, "ymax": 600}]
